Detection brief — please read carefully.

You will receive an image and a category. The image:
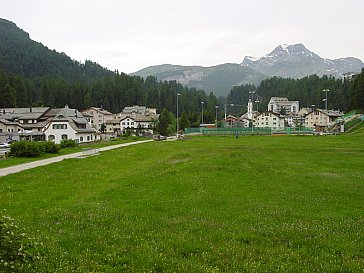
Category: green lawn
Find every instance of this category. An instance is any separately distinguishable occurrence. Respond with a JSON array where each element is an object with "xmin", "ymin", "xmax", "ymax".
[
  {"xmin": 0, "ymin": 138, "xmax": 144, "ymax": 169},
  {"xmin": 1, "ymin": 134, "xmax": 363, "ymax": 272}
]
